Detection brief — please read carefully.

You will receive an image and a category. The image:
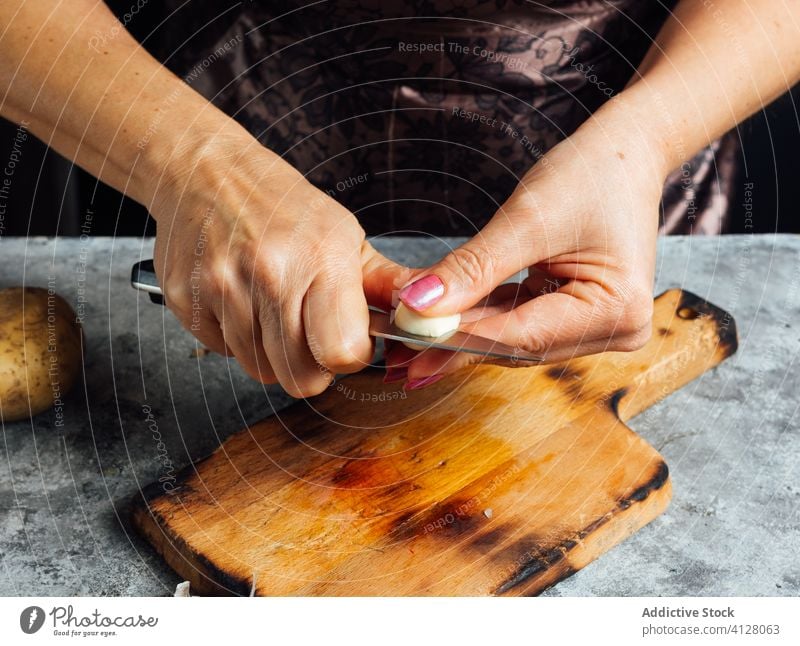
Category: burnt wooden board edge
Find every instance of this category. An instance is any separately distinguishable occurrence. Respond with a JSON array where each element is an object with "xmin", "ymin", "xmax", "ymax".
[
  {"xmin": 131, "ymin": 495, "xmax": 253, "ymax": 596},
  {"xmin": 609, "ymin": 289, "xmax": 738, "ymax": 422},
  {"xmin": 520, "ymin": 479, "xmax": 673, "ymax": 596},
  {"xmin": 132, "ymin": 469, "xmax": 249, "ymax": 593},
  {"xmin": 501, "ymin": 460, "xmax": 672, "ymax": 596},
  {"xmin": 676, "ymin": 289, "xmax": 738, "ymax": 357}
]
